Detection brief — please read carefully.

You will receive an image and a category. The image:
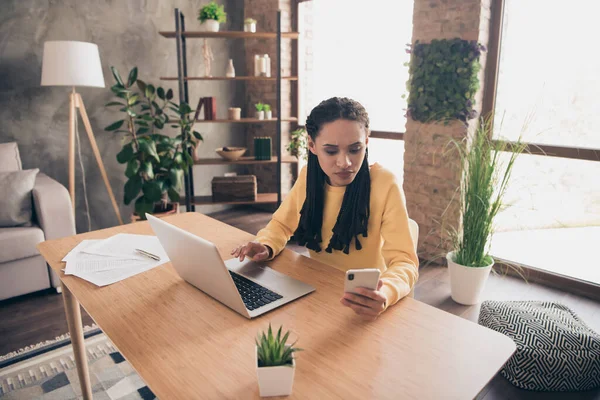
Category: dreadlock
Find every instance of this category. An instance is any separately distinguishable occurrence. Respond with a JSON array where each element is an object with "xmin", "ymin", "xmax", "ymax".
[{"xmin": 293, "ymin": 97, "xmax": 371, "ymax": 255}]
